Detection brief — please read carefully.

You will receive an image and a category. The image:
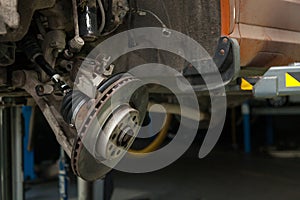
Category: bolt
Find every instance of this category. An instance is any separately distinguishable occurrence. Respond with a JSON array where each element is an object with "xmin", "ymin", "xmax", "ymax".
[
  {"xmin": 50, "ymin": 41, "xmax": 58, "ymax": 48},
  {"xmin": 223, "ymin": 38, "xmax": 228, "ymax": 43},
  {"xmin": 122, "ymin": 134, "xmax": 131, "ymax": 143},
  {"xmin": 220, "ymin": 49, "xmax": 225, "ymax": 55},
  {"xmin": 106, "ymin": 64, "xmax": 114, "ymax": 71},
  {"xmin": 64, "ymin": 49, "xmax": 73, "ymax": 59},
  {"xmin": 36, "ymin": 85, "xmax": 44, "ymax": 93}
]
